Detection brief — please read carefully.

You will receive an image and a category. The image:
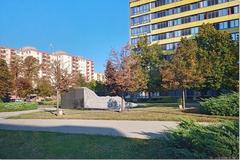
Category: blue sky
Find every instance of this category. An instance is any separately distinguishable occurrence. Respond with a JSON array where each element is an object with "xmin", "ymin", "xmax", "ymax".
[{"xmin": 0, "ymin": 0, "xmax": 130, "ymax": 72}]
